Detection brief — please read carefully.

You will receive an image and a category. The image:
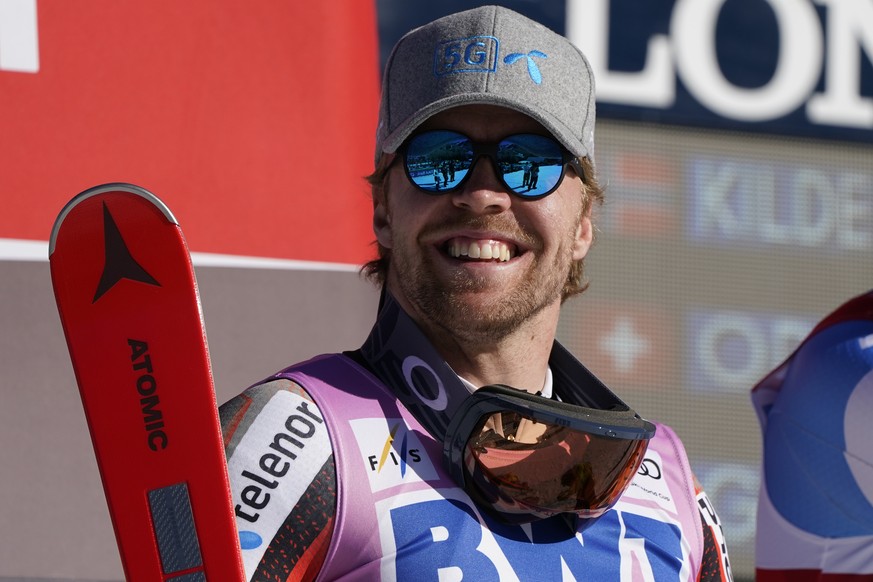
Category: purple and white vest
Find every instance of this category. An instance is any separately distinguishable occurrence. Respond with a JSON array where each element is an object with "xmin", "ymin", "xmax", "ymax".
[{"xmin": 270, "ymin": 353, "xmax": 706, "ymax": 582}]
